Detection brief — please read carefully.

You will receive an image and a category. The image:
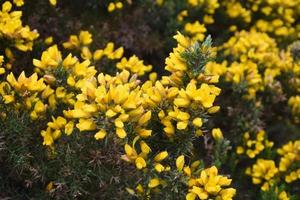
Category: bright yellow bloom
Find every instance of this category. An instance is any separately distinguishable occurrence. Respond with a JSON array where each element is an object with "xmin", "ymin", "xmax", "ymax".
[
  {"xmin": 154, "ymin": 151, "xmax": 168, "ymax": 162},
  {"xmin": 7, "ymin": 72, "xmax": 46, "ymax": 92},
  {"xmin": 108, "ymin": 3, "xmax": 115, "ymax": 12},
  {"xmin": 0, "ymin": 1, "xmax": 39, "ymax": 51},
  {"xmin": 212, "ymin": 128, "xmax": 223, "ymax": 141},
  {"xmin": 184, "ymin": 21, "xmax": 206, "ymax": 42},
  {"xmin": 117, "ymin": 55, "xmax": 152, "ymax": 76},
  {"xmin": 186, "ymin": 166, "xmax": 235, "ymax": 200},
  {"xmin": 135, "ymin": 157, "xmax": 147, "ymax": 169},
  {"xmin": 33, "ymin": 45, "xmax": 62, "ymax": 70},
  {"xmin": 76, "ymin": 119, "xmax": 96, "ymax": 131},
  {"xmin": 13, "ymin": 0, "xmax": 24, "ymax": 7},
  {"xmin": 246, "ymin": 159, "xmax": 278, "ymax": 191},
  {"xmin": 277, "ymin": 140, "xmax": 300, "ymax": 172},
  {"xmin": 148, "ymin": 178, "xmax": 160, "ymax": 188},
  {"xmin": 176, "ymin": 155, "xmax": 185, "ymax": 171},
  {"xmin": 49, "ymin": 0, "xmax": 57, "ymax": 6}
]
